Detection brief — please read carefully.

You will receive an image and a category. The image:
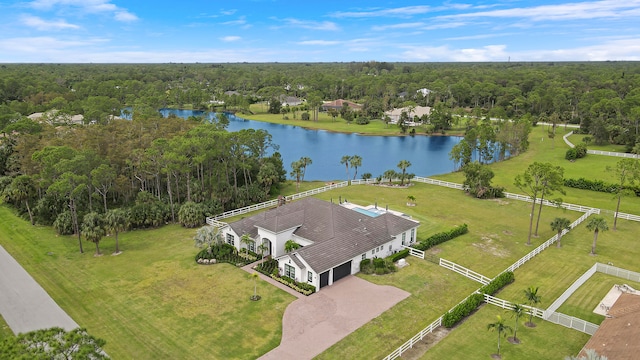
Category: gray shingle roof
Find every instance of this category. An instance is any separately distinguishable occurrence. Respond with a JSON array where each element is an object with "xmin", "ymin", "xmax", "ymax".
[{"xmin": 228, "ymin": 197, "xmax": 418, "ymax": 273}]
